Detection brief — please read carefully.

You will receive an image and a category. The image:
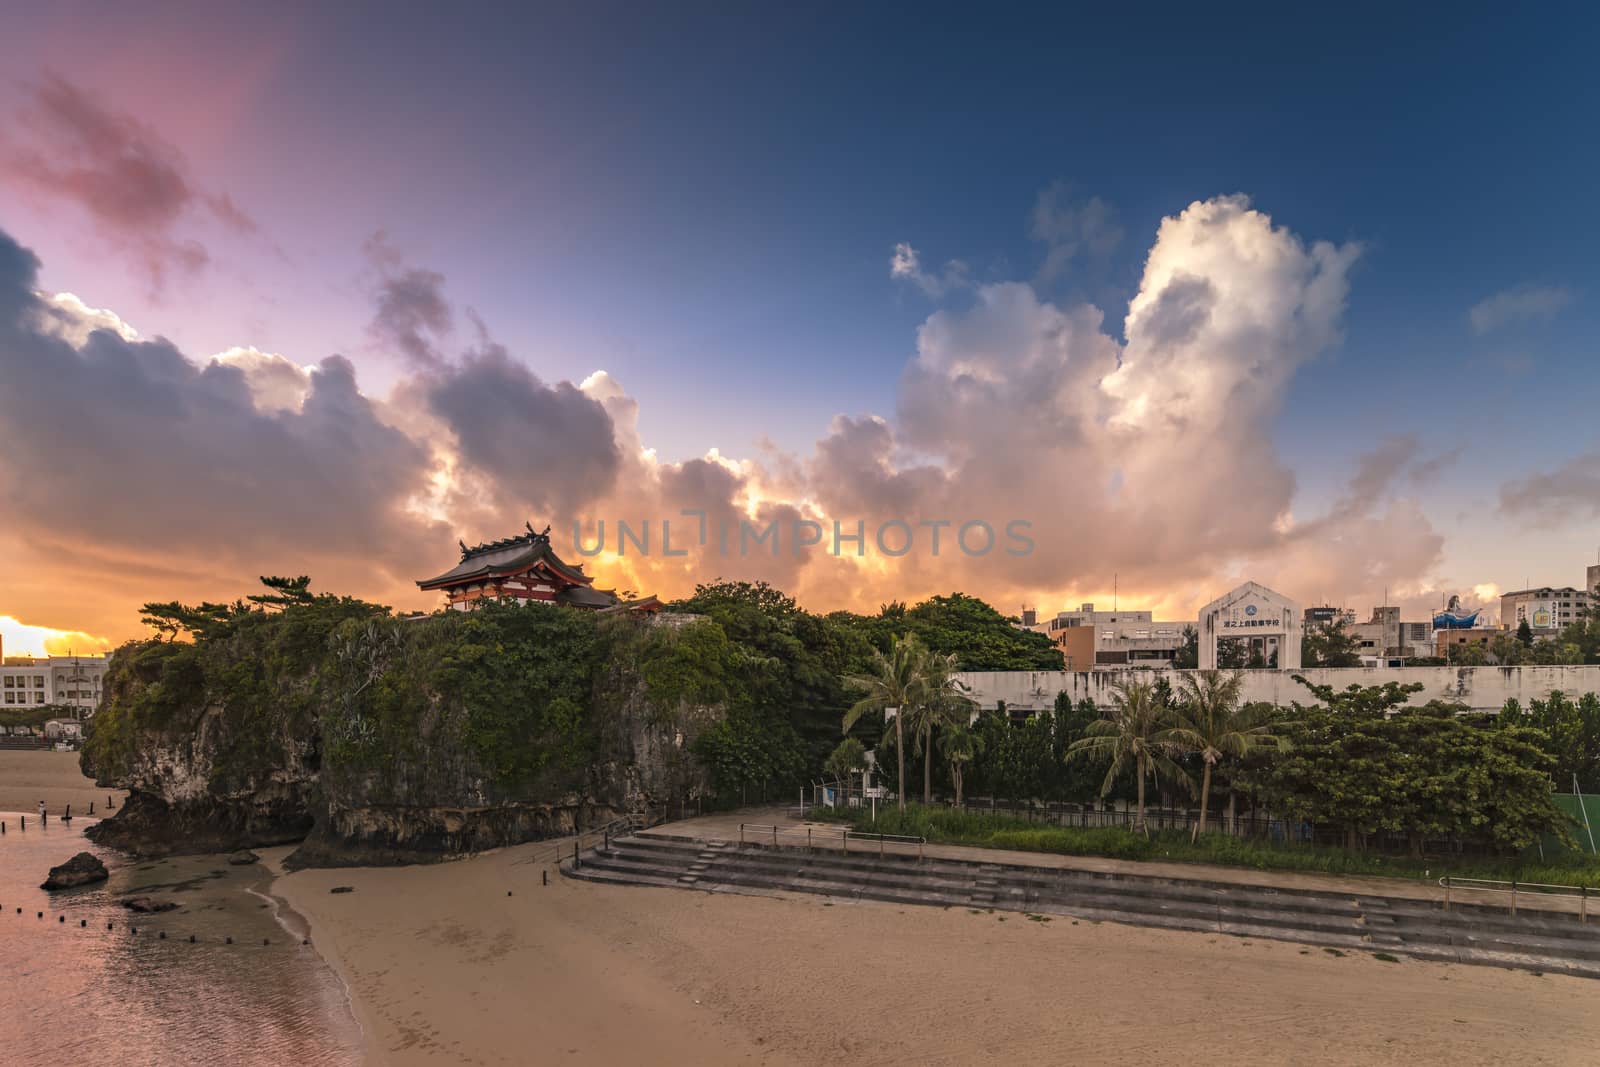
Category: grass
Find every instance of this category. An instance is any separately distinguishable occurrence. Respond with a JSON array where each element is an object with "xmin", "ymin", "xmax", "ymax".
[{"xmin": 809, "ymin": 803, "xmax": 1600, "ymax": 888}]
